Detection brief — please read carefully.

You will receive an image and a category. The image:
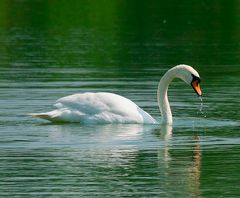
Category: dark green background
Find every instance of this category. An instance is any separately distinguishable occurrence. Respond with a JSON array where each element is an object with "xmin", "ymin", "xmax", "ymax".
[{"xmin": 1, "ymin": 0, "xmax": 240, "ymax": 67}]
